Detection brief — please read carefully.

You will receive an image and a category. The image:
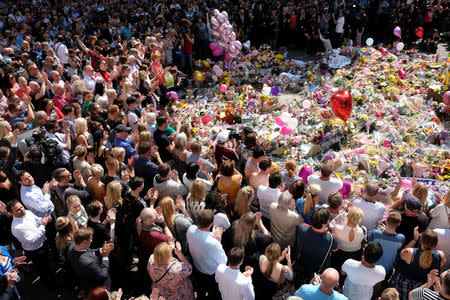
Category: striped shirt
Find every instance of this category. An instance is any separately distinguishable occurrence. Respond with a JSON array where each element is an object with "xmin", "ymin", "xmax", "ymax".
[{"xmin": 410, "ymin": 288, "xmax": 446, "ymax": 300}]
